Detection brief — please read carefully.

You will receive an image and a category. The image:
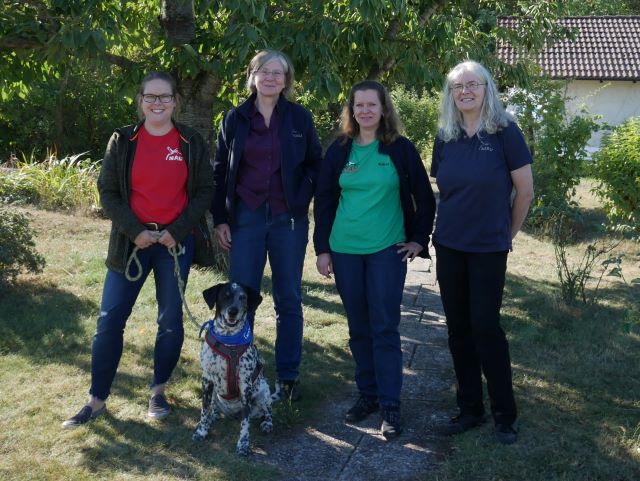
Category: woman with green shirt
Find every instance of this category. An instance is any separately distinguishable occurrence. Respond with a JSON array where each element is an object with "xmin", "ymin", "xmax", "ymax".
[{"xmin": 313, "ymin": 80, "xmax": 436, "ymax": 439}]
